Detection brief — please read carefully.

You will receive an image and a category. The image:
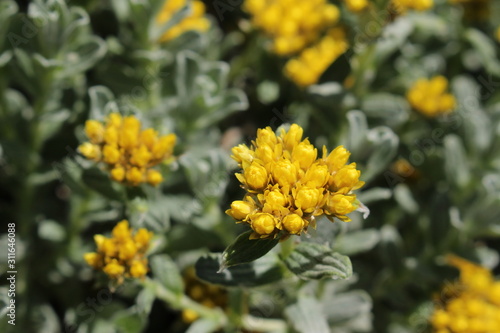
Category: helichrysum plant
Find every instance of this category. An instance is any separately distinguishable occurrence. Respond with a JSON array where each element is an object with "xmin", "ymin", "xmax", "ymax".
[
  {"xmin": 406, "ymin": 76, "xmax": 456, "ymax": 117},
  {"xmin": 84, "ymin": 220, "xmax": 154, "ymax": 285},
  {"xmin": 430, "ymin": 255, "xmax": 500, "ymax": 333},
  {"xmin": 226, "ymin": 124, "xmax": 365, "ymax": 240},
  {"xmin": 156, "ymin": 0, "xmax": 210, "ymax": 42},
  {"xmin": 78, "ymin": 112, "xmax": 176, "ymax": 186}
]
